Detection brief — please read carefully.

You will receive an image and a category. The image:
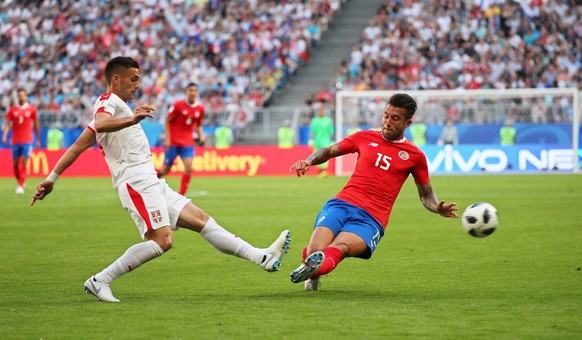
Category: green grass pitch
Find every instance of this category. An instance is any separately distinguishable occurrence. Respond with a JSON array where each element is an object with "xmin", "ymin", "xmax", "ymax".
[{"xmin": 1, "ymin": 174, "xmax": 581, "ymax": 339}]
